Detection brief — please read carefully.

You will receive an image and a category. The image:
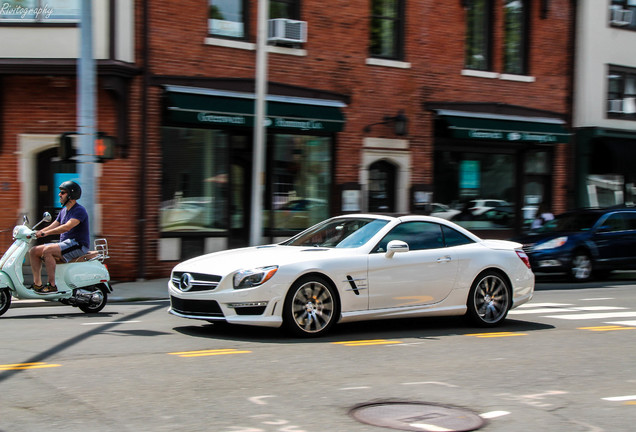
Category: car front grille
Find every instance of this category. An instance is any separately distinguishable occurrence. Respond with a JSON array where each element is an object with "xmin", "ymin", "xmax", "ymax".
[
  {"xmin": 171, "ymin": 272, "xmax": 222, "ymax": 292},
  {"xmin": 170, "ymin": 296, "xmax": 224, "ymax": 317},
  {"xmin": 522, "ymin": 244, "xmax": 535, "ymax": 254}
]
